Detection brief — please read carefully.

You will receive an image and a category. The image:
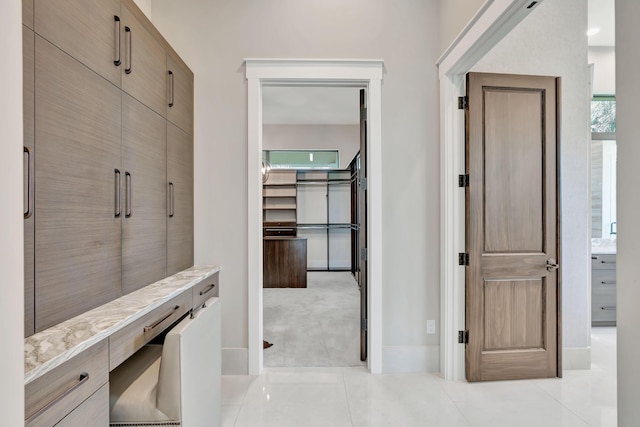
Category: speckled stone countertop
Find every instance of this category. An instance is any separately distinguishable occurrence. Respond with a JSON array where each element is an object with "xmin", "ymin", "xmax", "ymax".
[{"xmin": 24, "ymin": 265, "xmax": 221, "ymax": 385}]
